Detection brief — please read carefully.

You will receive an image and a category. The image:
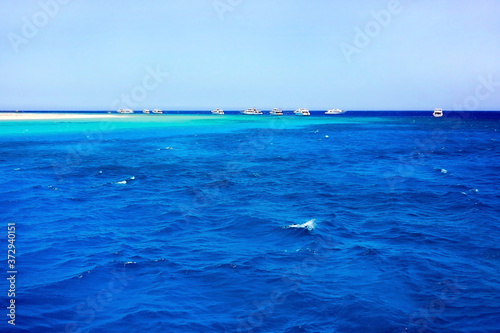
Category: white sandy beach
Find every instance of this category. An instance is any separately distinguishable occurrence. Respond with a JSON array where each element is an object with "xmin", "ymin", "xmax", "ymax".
[{"xmin": 0, "ymin": 113, "xmax": 128, "ymax": 120}]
